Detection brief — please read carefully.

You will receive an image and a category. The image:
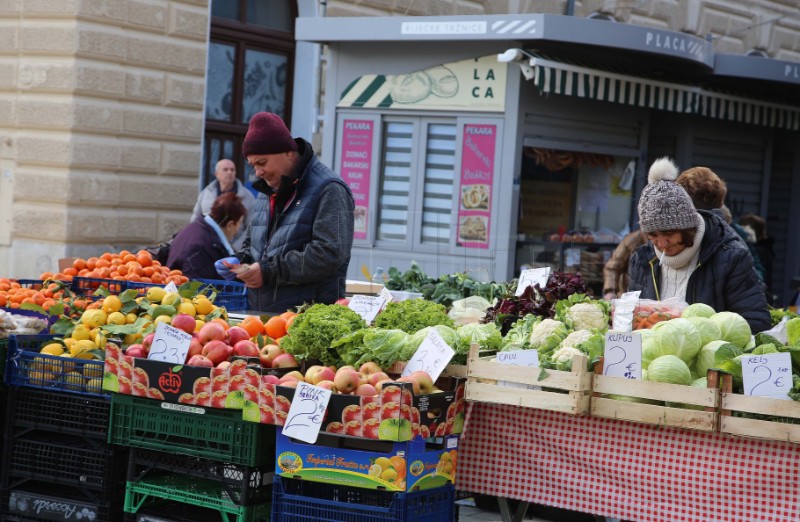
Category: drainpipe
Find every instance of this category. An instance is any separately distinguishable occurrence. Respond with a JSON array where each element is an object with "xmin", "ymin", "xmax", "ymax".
[
  {"xmin": 312, "ymin": 0, "xmax": 327, "ymax": 137},
  {"xmin": 565, "ymin": 0, "xmax": 575, "ymax": 16}
]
